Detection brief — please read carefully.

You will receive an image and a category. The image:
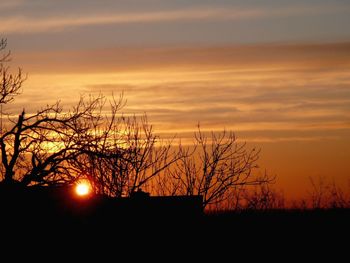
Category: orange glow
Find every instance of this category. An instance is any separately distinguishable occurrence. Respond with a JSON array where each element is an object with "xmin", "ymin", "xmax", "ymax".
[
  {"xmin": 14, "ymin": 43, "xmax": 350, "ymax": 202},
  {"xmin": 75, "ymin": 180, "xmax": 91, "ymax": 196}
]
